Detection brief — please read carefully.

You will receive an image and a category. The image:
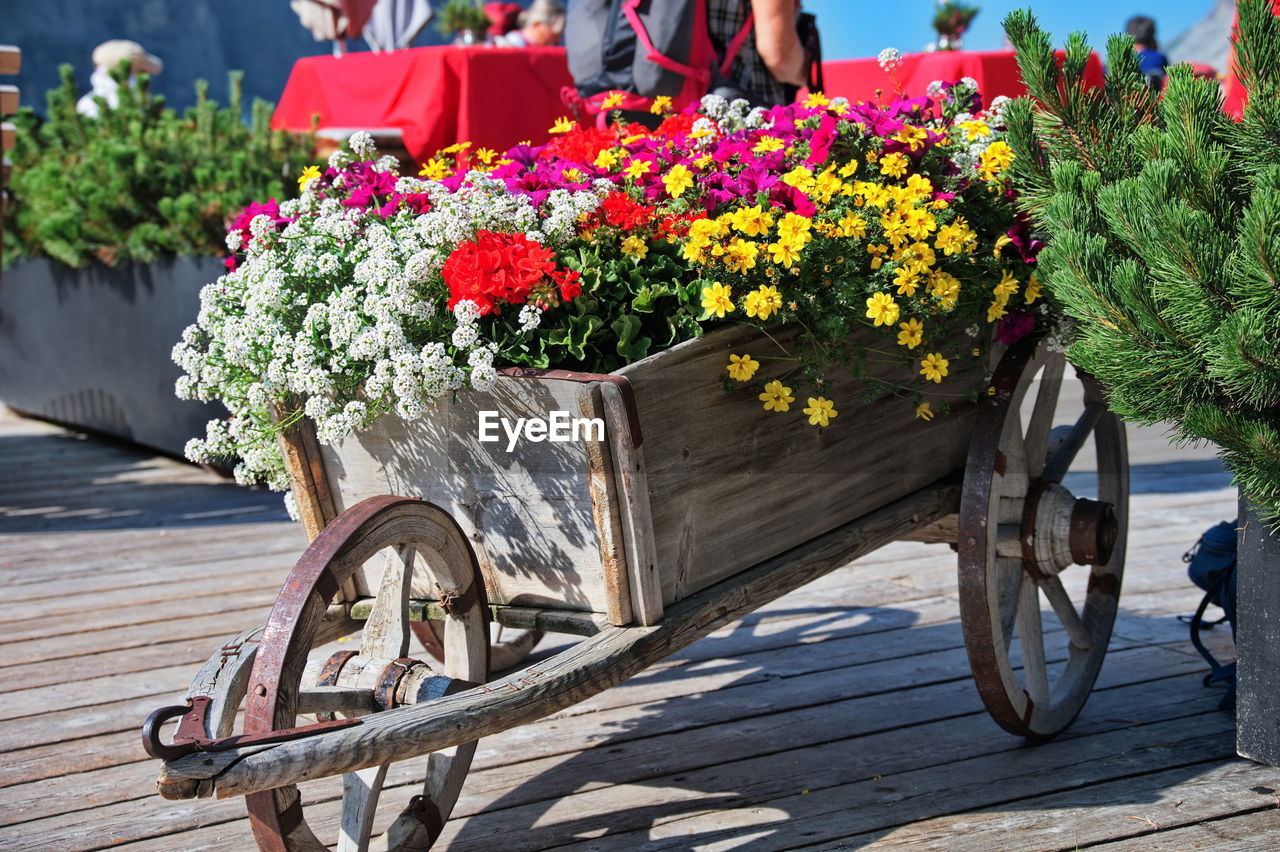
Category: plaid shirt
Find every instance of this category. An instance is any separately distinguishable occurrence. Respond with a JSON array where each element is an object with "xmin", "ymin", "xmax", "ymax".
[{"xmin": 706, "ymin": 0, "xmax": 794, "ymax": 107}]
